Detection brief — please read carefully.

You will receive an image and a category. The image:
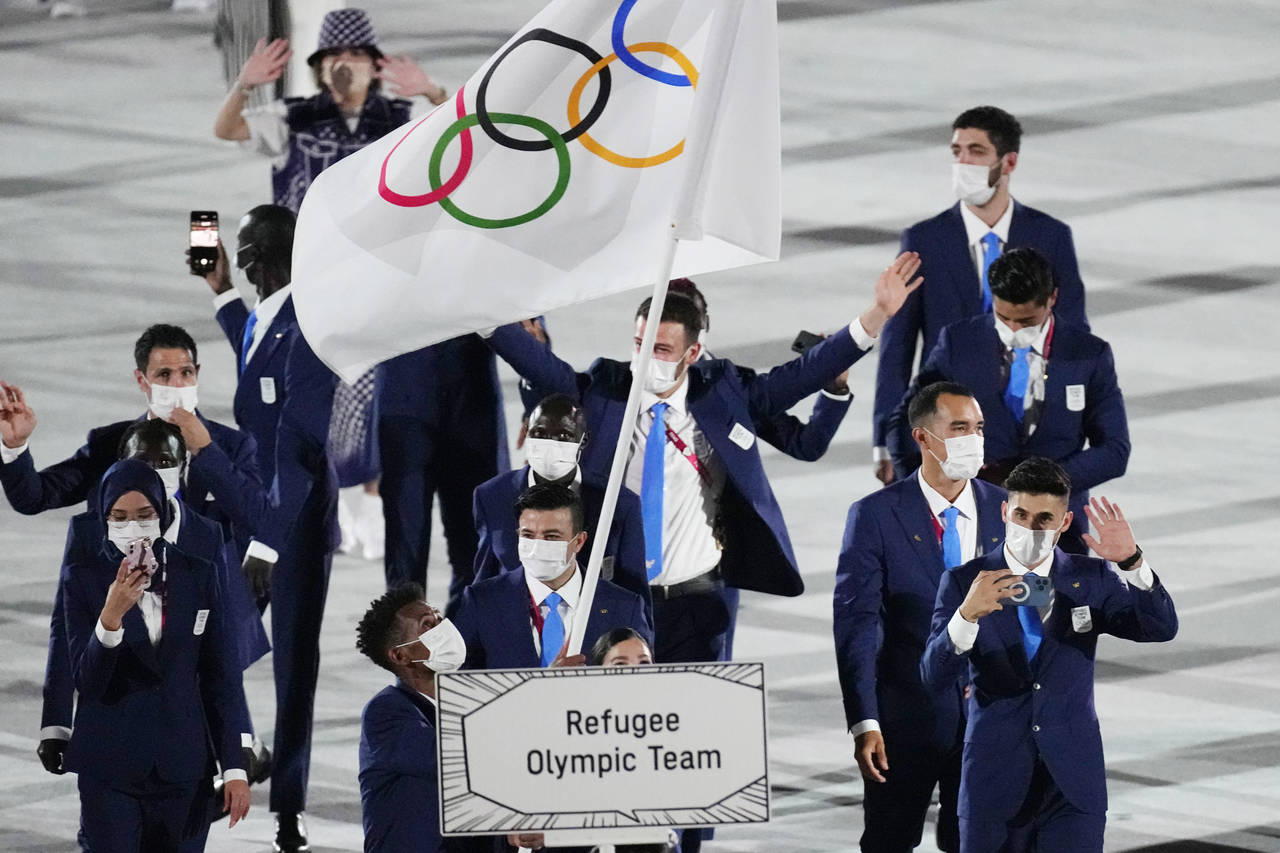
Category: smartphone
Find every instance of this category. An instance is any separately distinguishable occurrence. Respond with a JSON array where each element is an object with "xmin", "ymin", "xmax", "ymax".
[
  {"xmin": 125, "ymin": 538, "xmax": 158, "ymax": 575},
  {"xmin": 1006, "ymin": 573, "xmax": 1052, "ymax": 607},
  {"xmin": 791, "ymin": 330, "xmax": 824, "ymax": 354},
  {"xmin": 189, "ymin": 210, "xmax": 219, "ymax": 273}
]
